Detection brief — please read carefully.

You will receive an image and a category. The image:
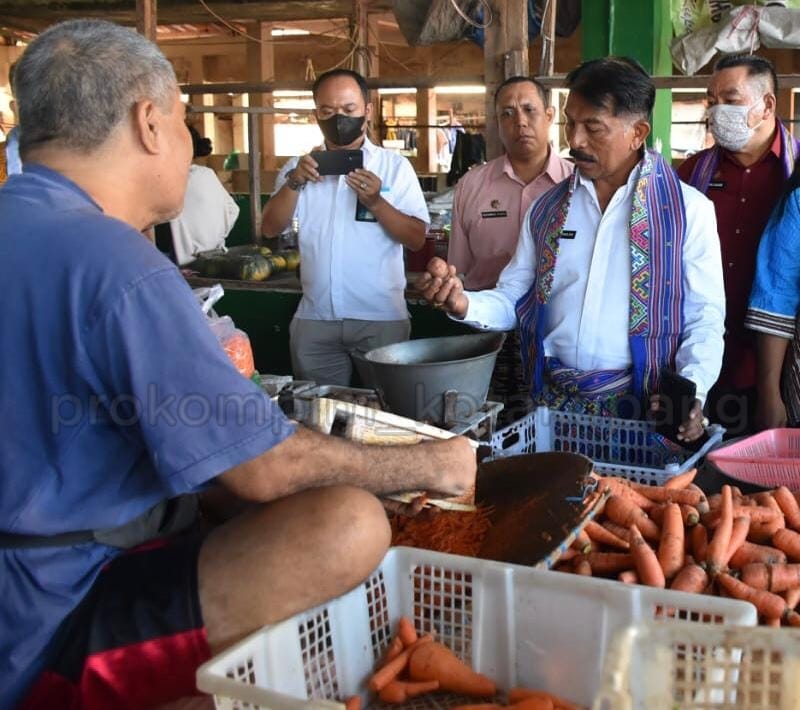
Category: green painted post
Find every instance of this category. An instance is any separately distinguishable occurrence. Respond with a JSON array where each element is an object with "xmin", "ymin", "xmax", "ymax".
[{"xmin": 581, "ymin": 0, "xmax": 673, "ymax": 158}]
